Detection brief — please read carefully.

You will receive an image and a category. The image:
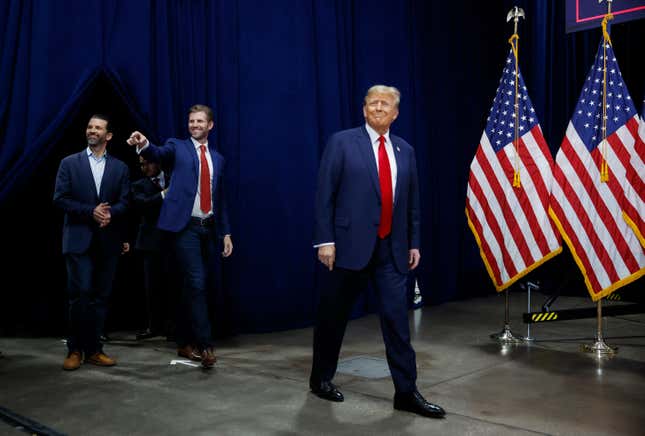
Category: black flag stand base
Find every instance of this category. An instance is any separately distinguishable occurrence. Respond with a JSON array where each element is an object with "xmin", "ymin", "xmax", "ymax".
[
  {"xmin": 490, "ymin": 289, "xmax": 525, "ymax": 343},
  {"xmin": 582, "ymin": 300, "xmax": 617, "ymax": 356}
]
